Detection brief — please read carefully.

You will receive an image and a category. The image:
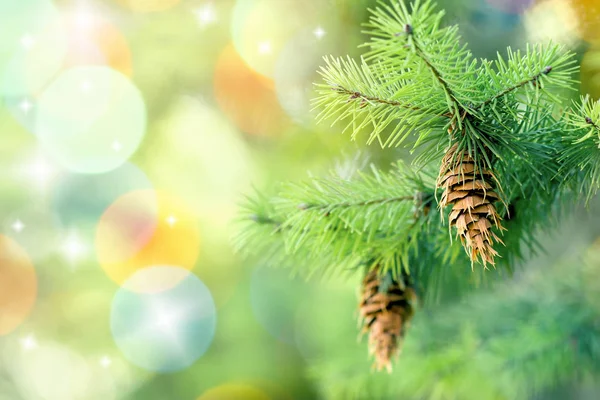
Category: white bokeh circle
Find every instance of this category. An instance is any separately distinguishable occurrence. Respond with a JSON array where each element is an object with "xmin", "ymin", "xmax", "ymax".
[{"xmin": 35, "ymin": 66, "xmax": 146, "ymax": 174}]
